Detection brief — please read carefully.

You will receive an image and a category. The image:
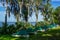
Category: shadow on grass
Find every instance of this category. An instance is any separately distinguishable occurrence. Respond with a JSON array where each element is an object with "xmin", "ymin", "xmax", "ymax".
[
  {"xmin": 15, "ymin": 36, "xmax": 60, "ymax": 40},
  {"xmin": 15, "ymin": 29, "xmax": 60, "ymax": 40},
  {"xmin": 0, "ymin": 29, "xmax": 60, "ymax": 40}
]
